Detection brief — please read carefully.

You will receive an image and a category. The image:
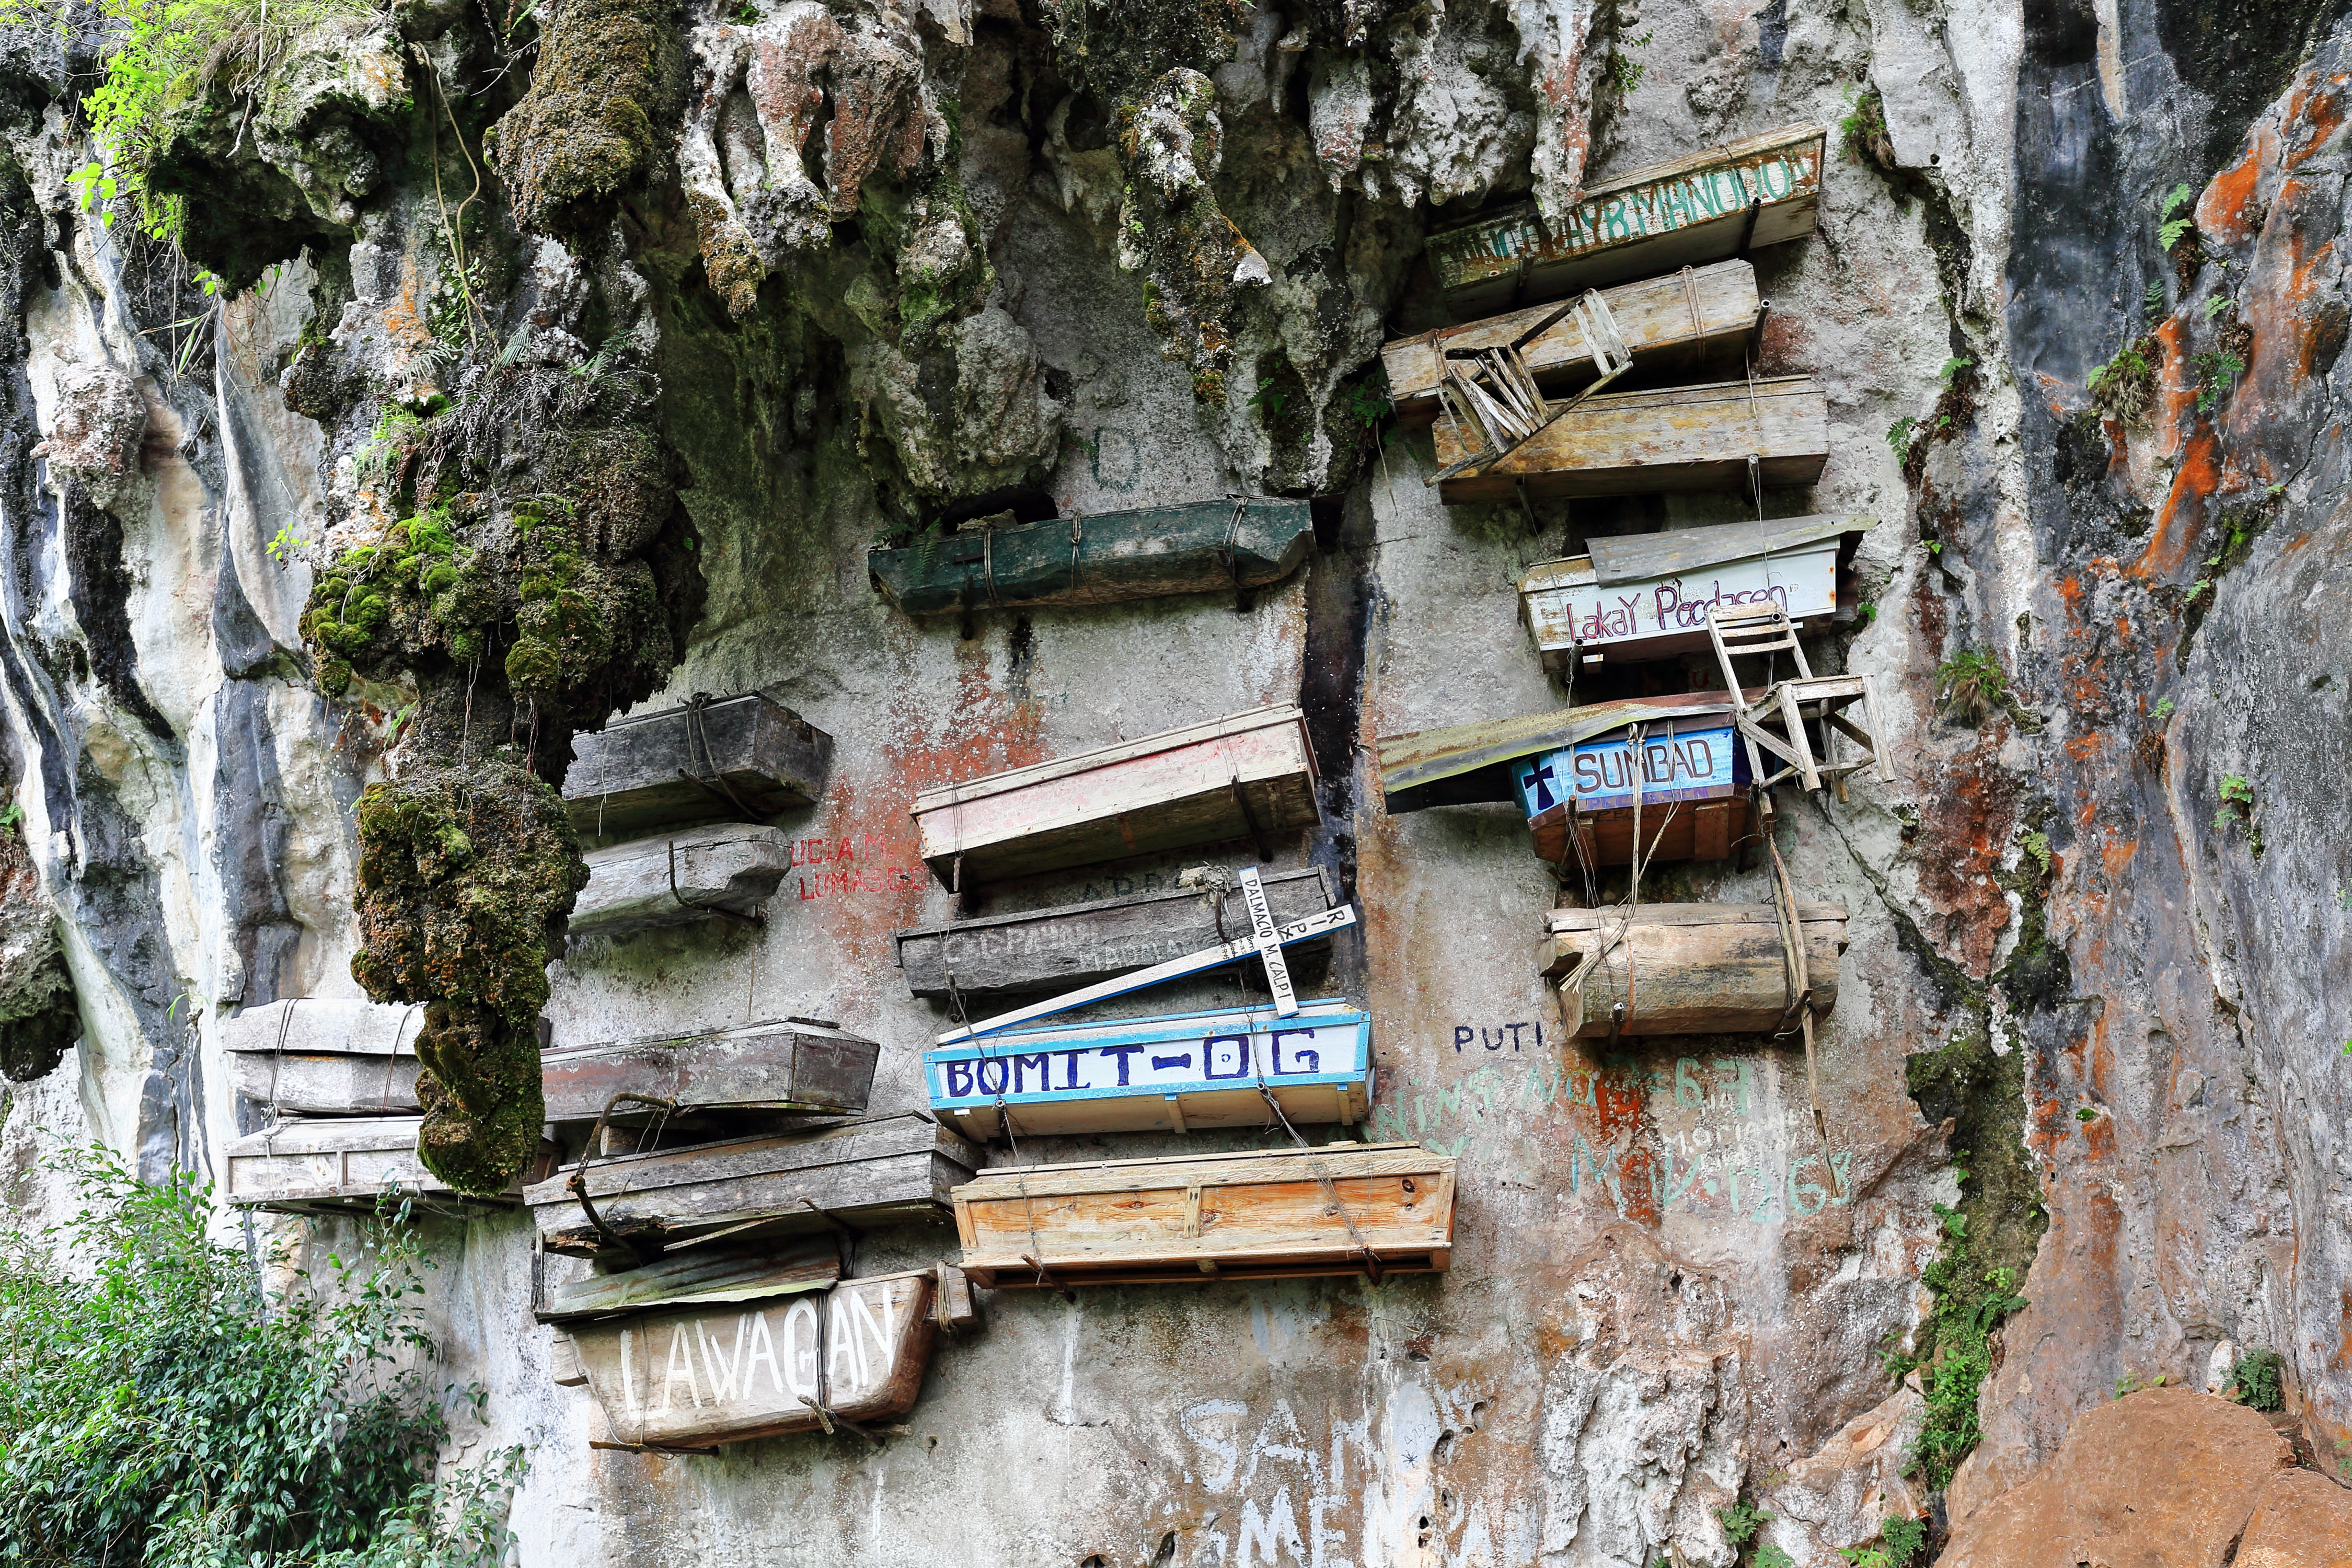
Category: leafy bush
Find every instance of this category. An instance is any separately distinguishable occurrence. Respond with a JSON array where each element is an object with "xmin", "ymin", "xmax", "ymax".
[
  {"xmin": 1716, "ymin": 1499, "xmax": 1771, "ymax": 1547},
  {"xmin": 1936, "ymin": 646, "xmax": 2010, "ymax": 725},
  {"xmin": 0, "ymin": 1147, "xmax": 515, "ymax": 1564},
  {"xmin": 2089, "ymin": 338, "xmax": 2160, "ymax": 423},
  {"xmin": 2229, "ymin": 1347, "xmax": 2286, "ymax": 1413}
]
